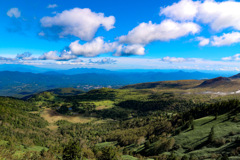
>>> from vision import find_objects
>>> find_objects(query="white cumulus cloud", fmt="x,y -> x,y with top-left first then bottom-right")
39,37 -> 147,59
196,37 -> 210,46
211,32 -> 240,46
39,51 -> 59,60
160,0 -> 200,21
161,0 -> 240,32
39,50 -> 77,61
197,0 -> 240,31
69,37 -> 117,57
222,54 -> 240,61
7,8 -> 21,18
119,20 -> 200,44
40,8 -> 115,40
115,44 -> 145,56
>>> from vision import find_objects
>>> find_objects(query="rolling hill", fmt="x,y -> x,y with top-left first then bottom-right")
122,73 -> 240,93
198,77 -> 232,88
2,77 -> 240,159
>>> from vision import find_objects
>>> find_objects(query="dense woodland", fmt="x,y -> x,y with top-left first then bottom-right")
1,82 -> 240,159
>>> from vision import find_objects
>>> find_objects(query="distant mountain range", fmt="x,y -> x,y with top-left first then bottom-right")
0,67 -> 223,97
0,64 -> 235,75
0,64 -> 113,74
0,64 -> 52,73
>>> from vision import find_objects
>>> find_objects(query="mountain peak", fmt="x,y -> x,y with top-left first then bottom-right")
198,77 -> 231,87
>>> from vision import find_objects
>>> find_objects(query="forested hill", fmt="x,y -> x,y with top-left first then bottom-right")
2,81 -> 240,159
2,72 -> 240,159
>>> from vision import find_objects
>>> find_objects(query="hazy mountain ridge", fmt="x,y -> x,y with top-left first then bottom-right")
0,70 -> 221,97
123,73 -> 240,89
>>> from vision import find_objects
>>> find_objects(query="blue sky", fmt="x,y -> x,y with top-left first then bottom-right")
1,0 -> 240,71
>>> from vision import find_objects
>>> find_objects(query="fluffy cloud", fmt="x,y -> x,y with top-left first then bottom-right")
222,54 -> 240,61
119,20 -> 200,44
40,8 -> 115,40
7,8 -> 21,18
161,0 -> 240,31
69,37 -> 117,57
195,32 -> 240,47
69,37 -> 146,57
160,0 -> 240,47
115,44 -> 145,56
38,51 -> 59,60
39,50 -> 77,61
160,56 -> 199,63
196,37 -> 210,46
47,4 -> 58,9
211,32 -> 240,46
197,0 -> 240,31
38,37 -> 146,59
160,0 -> 200,21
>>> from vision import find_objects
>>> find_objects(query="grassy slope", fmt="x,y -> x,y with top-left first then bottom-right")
122,78 -> 240,93
173,113 -> 240,158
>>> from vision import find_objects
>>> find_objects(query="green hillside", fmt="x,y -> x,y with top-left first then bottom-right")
2,78 -> 240,159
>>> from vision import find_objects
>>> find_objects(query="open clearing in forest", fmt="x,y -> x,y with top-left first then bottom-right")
93,100 -> 114,110
41,108 -> 96,124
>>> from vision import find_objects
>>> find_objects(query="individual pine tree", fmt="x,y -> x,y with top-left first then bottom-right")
208,126 -> 215,143
181,155 -> 189,160
98,146 -> 122,160
214,113 -> 218,120
221,153 -> 229,160
191,124 -> 194,130
144,140 -> 151,149
62,141 -> 83,160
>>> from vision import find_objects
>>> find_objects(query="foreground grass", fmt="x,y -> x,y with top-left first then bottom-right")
174,113 -> 240,158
